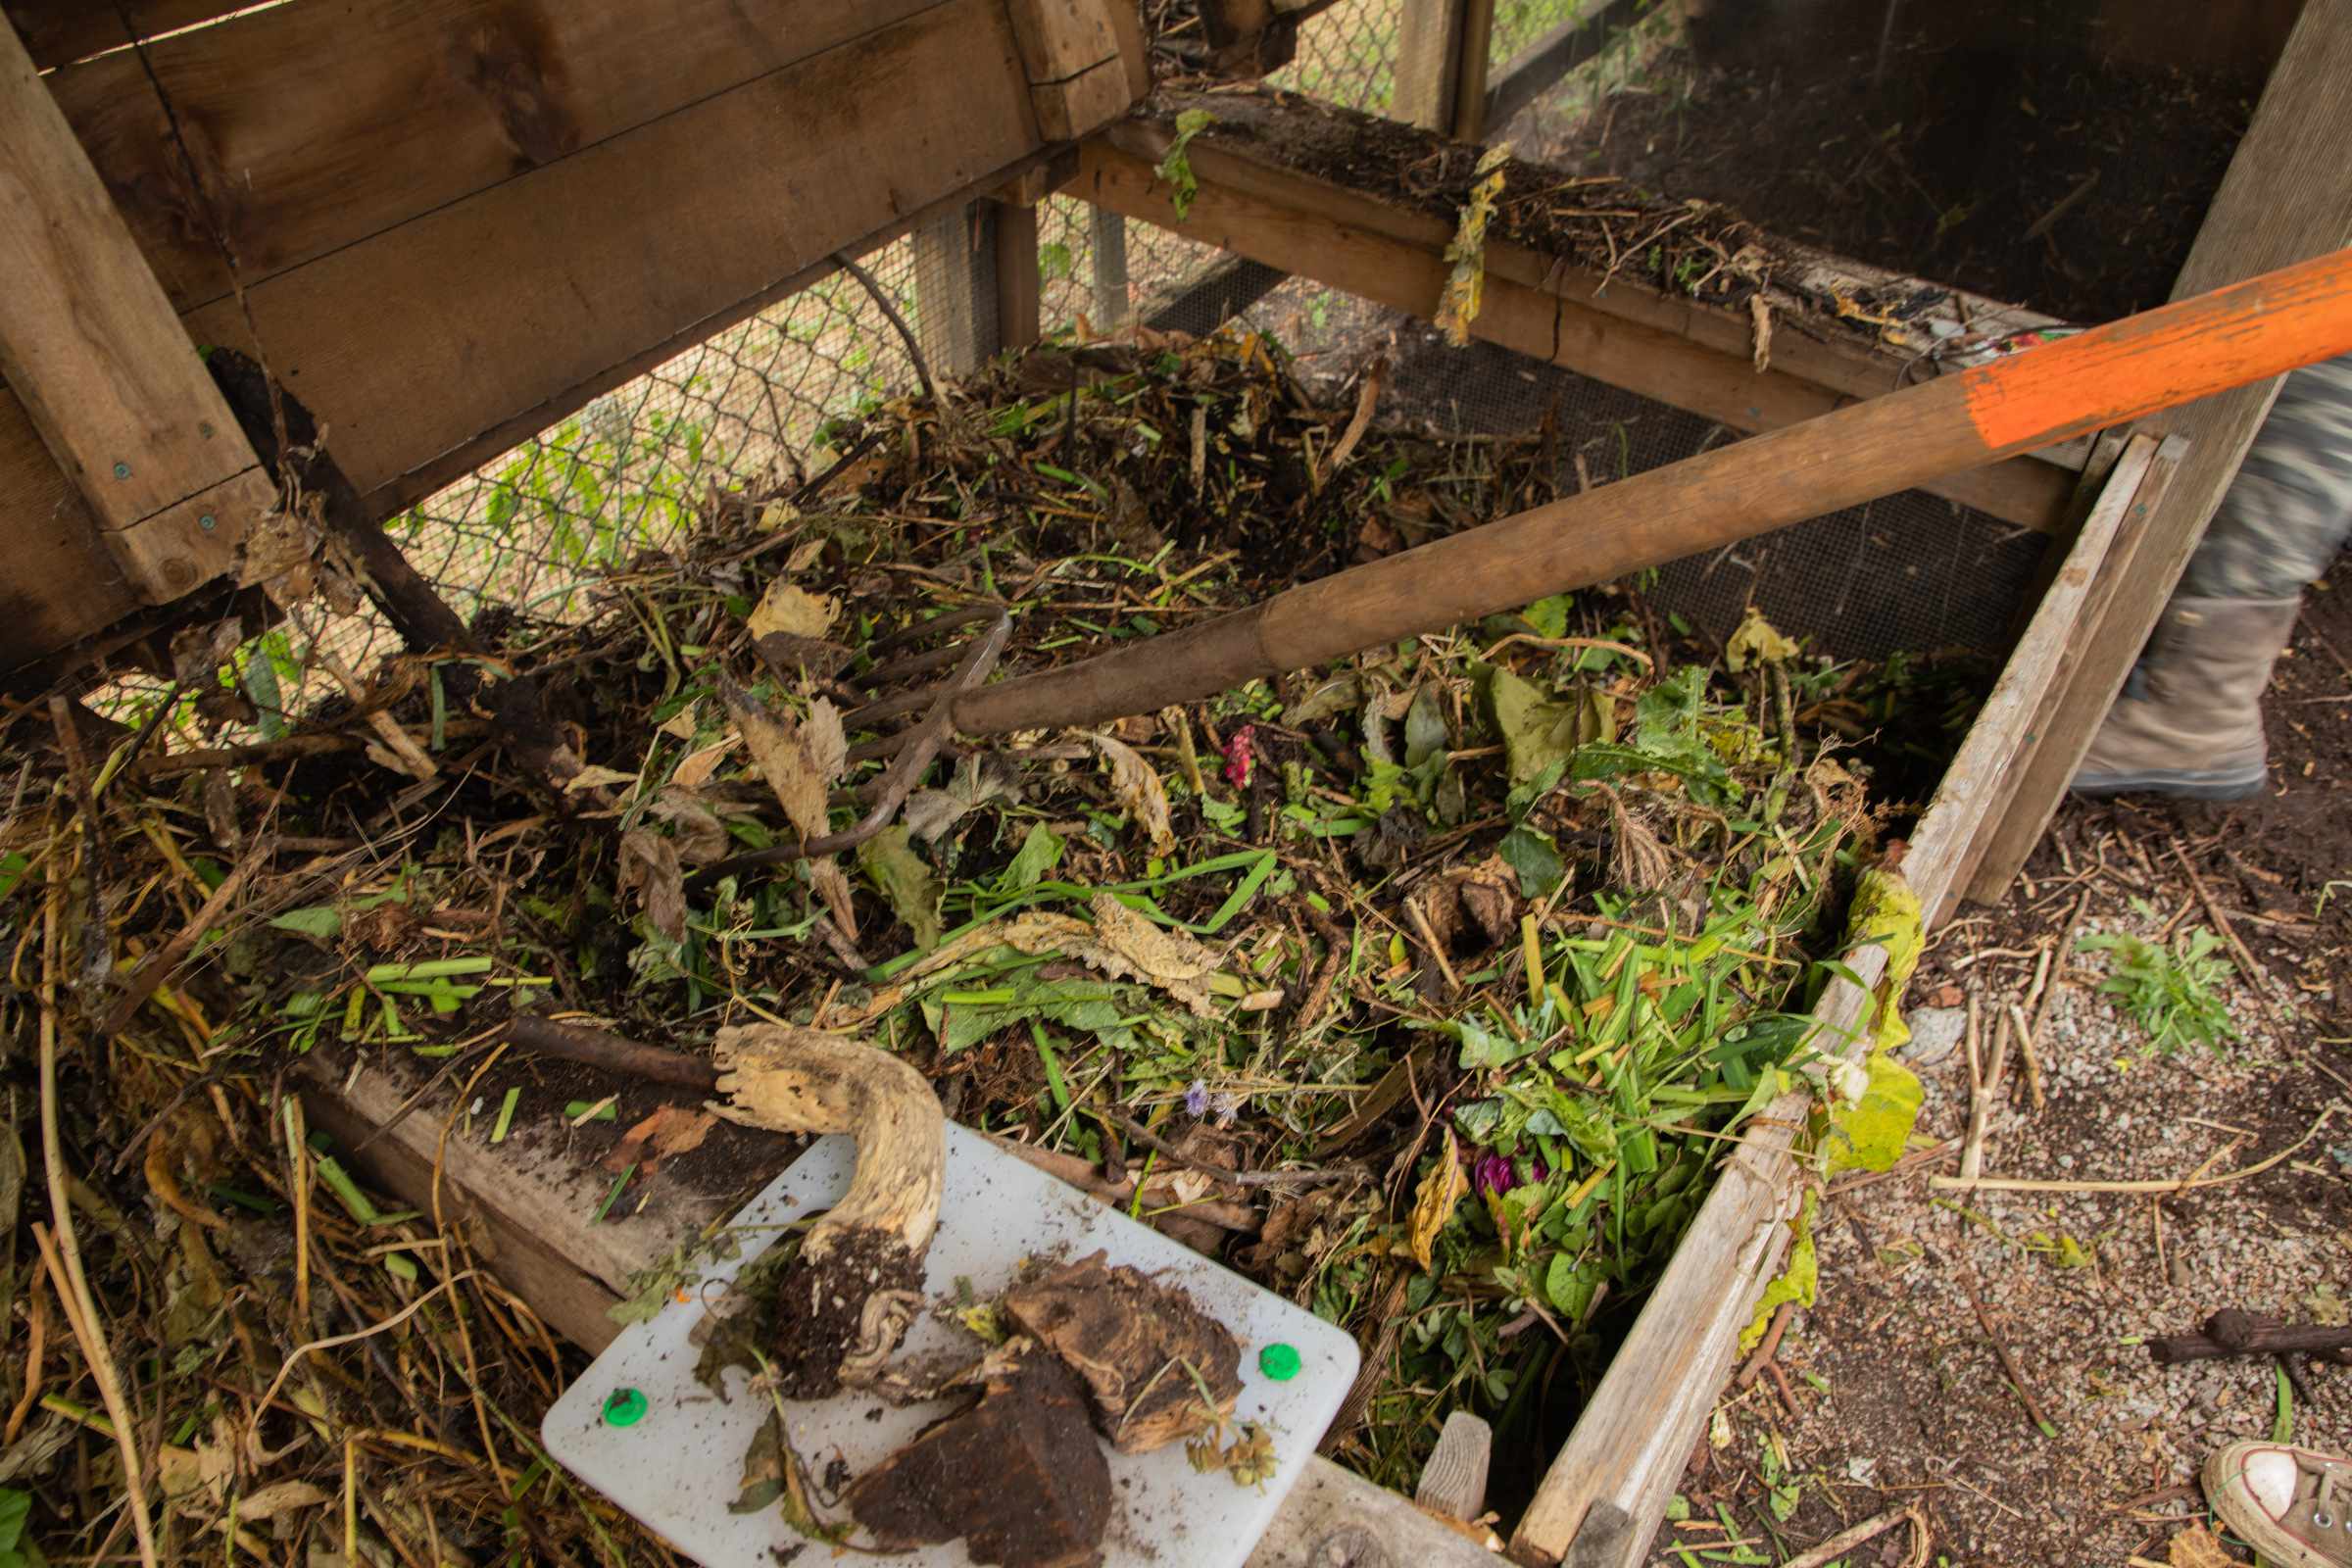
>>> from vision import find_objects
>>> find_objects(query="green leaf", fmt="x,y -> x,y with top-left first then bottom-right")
268,906 -> 342,940
1544,1254 -> 1597,1320
999,822 -> 1065,894
1523,594 -> 1572,640
1038,241 -> 1073,282
1496,825 -> 1564,899
1490,667 -> 1602,787
0,1488 -> 25,1552
1823,1051 -> 1924,1174
1403,684 -> 1449,769
1455,1015 -> 1529,1070
1739,1193 -> 1817,1349
1155,109 -> 1216,220
858,827 -> 945,951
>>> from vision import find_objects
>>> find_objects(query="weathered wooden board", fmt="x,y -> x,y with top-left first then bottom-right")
0,15 -> 269,611
1485,0 -> 1642,131
2,0 -> 242,70
1961,0 -> 2352,904
45,0 -> 953,314
1073,122 -> 2080,530
1506,445 -> 2149,1566
298,1047 -> 1499,1568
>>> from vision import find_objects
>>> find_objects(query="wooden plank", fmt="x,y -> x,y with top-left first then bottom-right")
1449,0 -> 1495,142
156,0 -> 1039,512
1393,0 -> 1469,132
997,198 -> 1045,350
1,0 -> 240,71
1484,0 -> 1641,130
0,13 -> 270,604
1507,445 -> 2147,1566
1959,0 -> 2352,905
1074,132 -> 2077,530
1002,0 -> 1143,139
914,205 -> 999,378
1090,204 -> 1131,326
1415,1411 -> 1493,1521
299,1049 -> 1500,1568
0,393 -> 141,673
44,0 -> 952,315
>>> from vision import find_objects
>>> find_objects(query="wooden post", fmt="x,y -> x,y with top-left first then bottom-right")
1393,0 -> 1496,139
1960,0 -> 2352,906
1090,204 -> 1130,328
996,197 -> 1043,350
0,13 -> 270,605
913,204 -> 999,377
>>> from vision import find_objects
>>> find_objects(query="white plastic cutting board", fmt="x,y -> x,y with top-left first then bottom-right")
544,1123 -> 1359,1568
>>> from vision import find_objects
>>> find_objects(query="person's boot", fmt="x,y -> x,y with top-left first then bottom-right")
2204,1442 -> 2352,1568
2072,595 -> 2302,801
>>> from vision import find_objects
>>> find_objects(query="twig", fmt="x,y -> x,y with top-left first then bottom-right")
833,249 -> 937,407
1407,897 -> 1463,994
1735,1299 -> 1795,1390
2021,169 -> 2099,242
2,1285 -> 43,1446
249,1272 -> 480,1443
506,1014 -> 721,1092
1097,1109 -> 1360,1189
1957,993 -> 2010,1184
1934,1103 -> 2335,1194
1781,1505 -> 1927,1568
1960,1270 -> 2058,1435
36,866 -> 160,1568
99,839 -> 272,1037
2033,890 -> 2092,1039
2007,1000 -> 2045,1111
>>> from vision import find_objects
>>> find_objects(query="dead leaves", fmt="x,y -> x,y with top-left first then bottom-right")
858,827 -> 945,951
616,829 -> 687,942
2166,1525 -> 2244,1568
746,579 -> 839,642
1092,733 -> 1174,856
602,1103 -> 718,1176
1437,144 -> 1512,347
722,680 -> 845,844
1407,1129 -> 1468,1271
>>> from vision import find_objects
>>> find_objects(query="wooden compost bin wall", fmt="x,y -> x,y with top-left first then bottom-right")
0,0 -> 1102,674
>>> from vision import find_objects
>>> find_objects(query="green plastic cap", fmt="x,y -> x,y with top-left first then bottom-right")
1257,1342 -> 1301,1382
602,1386 -> 649,1428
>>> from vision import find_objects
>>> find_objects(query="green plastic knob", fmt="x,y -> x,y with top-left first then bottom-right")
1258,1343 -> 1301,1382
603,1386 -> 649,1428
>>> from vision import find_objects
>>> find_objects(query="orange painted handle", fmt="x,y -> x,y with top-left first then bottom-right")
1962,243 -> 2352,453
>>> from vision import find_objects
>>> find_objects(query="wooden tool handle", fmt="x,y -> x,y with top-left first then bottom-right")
954,244 -> 2352,735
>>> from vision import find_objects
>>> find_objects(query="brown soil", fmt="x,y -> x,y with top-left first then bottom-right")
760,1228 -> 926,1399
849,1345 -> 1114,1568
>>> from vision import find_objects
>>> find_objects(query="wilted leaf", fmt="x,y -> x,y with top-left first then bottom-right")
902,755 -> 1021,846
1490,667 -> 1606,787
1403,684 -> 1449,769
731,1410 -> 789,1516
616,829 -> 688,943
1435,144 -> 1511,346
2166,1524 -> 2244,1568
723,681 -> 844,842
648,789 -> 731,865
1740,1193 -> 1817,1349
1822,1051 -> 1924,1174
604,1103 -> 718,1175
268,906 -> 341,941
809,860 -> 858,942
564,763 -> 640,794
1000,822 -> 1065,893
1726,607 -> 1799,672
1155,108 -> 1216,220
858,827 -> 944,950
1092,734 -> 1175,856
671,737 -> 736,790
746,579 -> 839,642
236,1480 -> 330,1521
1407,1129 -> 1469,1271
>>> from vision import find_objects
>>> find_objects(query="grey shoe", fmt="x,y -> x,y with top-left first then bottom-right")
2072,595 -> 2301,801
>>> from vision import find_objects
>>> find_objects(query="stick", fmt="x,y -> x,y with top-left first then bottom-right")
101,838 -> 271,1037
1957,994 -> 2010,1184
1781,1505 -> 1926,1568
1934,1104 -> 2334,1194
506,1014 -> 721,1092
36,866 -> 160,1568
2033,890 -> 2091,1039
1408,896 -> 1462,994
1735,1299 -> 1795,1390
833,248 -> 937,407
1961,1273 -> 2058,1435
2007,1000 -> 2045,1111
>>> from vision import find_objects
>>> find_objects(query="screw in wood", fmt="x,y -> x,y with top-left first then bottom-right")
198,514 -> 218,531
113,461 -> 131,479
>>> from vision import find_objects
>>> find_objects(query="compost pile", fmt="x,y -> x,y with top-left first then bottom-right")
0,324 -> 1959,1560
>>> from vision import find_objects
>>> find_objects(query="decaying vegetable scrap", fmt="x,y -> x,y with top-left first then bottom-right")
1004,1250 -> 1245,1452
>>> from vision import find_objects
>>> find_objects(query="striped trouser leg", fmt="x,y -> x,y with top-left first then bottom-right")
2179,352 -> 2352,600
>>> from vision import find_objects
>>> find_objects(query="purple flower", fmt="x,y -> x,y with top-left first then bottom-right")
1473,1153 -> 1549,1199
1184,1079 -> 1210,1117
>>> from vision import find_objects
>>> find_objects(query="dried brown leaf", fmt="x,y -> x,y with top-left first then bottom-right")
604,1103 -> 719,1175
810,859 -> 859,942
671,737 -> 737,790
1407,1129 -> 1468,1271
2166,1525 -> 2244,1568
746,579 -> 839,641
648,788 -> 730,865
1092,733 -> 1174,856
724,681 -> 842,842
617,829 -> 688,942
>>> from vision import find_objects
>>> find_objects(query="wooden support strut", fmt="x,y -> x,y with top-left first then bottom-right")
0,13 -> 270,606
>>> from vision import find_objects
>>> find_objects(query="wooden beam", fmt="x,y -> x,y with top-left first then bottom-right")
1484,0 -> 1642,130
1507,440 -> 2150,1568
1960,0 -> 2352,906
1074,125 -> 2079,530
996,198 -> 1045,349
43,0 -> 953,315
1090,204 -> 1131,327
0,14 -> 268,606
298,1049 -> 1501,1568
1450,0 -> 1496,142
1001,0 -> 1148,140
914,205 -> 999,378
1,0 -> 242,70
1393,0 -> 1469,132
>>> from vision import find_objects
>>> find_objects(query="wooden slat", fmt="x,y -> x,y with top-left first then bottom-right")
1074,130 -> 2078,530
299,1049 -> 1501,1568
1484,0 -> 1642,130
1449,0 -> 1495,142
1960,0 -> 2352,904
0,13 -> 270,605
1,0 -> 240,71
1507,441 -> 2150,1567
152,0 -> 1038,511
997,198 -> 1045,350
0,394 -> 141,672
1392,0 -> 1470,132
44,0 -> 952,314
